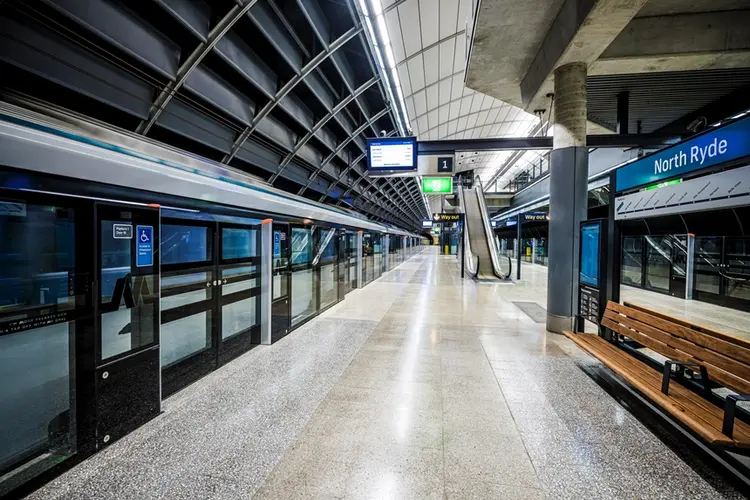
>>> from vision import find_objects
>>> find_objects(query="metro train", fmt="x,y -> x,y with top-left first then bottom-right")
0,101 -> 423,496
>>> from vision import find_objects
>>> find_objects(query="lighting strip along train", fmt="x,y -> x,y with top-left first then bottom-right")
0,102 -> 423,497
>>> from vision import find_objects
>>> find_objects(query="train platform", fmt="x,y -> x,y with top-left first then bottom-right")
26,248 -> 743,500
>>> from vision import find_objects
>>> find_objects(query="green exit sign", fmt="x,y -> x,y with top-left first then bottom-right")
645,179 -> 682,191
422,177 -> 453,194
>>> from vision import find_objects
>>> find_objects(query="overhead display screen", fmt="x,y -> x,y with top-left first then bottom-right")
579,222 -> 601,287
422,219 -> 433,228
367,137 -> 417,174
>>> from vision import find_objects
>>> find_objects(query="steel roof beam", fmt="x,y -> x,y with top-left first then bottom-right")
222,25 -> 362,165
269,77 -> 379,185
294,107 -> 389,191
136,0 -> 259,135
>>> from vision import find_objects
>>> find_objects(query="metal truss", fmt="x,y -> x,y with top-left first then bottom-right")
222,25 -> 362,165
136,0 -> 260,135
292,107 -> 390,189
266,77 -> 378,185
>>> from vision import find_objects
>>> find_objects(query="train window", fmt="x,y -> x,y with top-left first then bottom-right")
161,224 -> 211,265
222,228 -> 258,260
291,227 -> 312,265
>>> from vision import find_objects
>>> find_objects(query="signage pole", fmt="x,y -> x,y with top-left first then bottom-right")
516,214 -> 522,280
603,171 -> 621,338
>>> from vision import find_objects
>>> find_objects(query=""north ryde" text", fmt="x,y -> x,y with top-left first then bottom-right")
654,138 -> 728,174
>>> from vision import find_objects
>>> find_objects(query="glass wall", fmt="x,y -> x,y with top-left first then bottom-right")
644,236 -> 672,293
533,238 -> 548,266
0,199 -> 79,493
694,236 -> 750,310
621,236 -> 644,287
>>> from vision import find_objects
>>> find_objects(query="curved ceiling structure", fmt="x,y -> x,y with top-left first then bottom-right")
380,0 -> 541,184
0,0 -> 430,229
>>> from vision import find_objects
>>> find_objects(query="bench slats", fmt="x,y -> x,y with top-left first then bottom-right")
574,333 -> 750,446
602,310 -> 750,395
564,331 -> 739,446
624,302 -> 750,352
610,302 -> 750,367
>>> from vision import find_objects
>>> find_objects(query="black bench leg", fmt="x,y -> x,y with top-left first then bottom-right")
661,360 -> 710,397
722,394 -> 750,438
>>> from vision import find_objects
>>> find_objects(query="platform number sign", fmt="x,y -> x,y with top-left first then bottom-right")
437,156 -> 453,173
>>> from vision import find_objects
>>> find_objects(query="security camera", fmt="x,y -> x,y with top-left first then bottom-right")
687,117 -> 707,133
379,130 -> 387,137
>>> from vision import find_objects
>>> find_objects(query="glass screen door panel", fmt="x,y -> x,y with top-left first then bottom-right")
317,227 -> 337,310
159,220 -> 215,398
291,226 -> 315,326
218,223 -> 261,364
96,204 -> 160,447
0,194 -> 92,496
272,224 -> 291,342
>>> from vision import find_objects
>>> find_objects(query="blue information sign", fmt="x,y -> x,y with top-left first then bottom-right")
136,225 -> 153,267
580,223 -> 601,287
615,115 -> 750,192
273,231 -> 281,258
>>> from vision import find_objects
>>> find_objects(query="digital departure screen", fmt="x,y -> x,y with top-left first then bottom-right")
367,137 -> 417,173
580,222 -> 601,287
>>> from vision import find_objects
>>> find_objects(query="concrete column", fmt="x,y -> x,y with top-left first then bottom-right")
546,62 -> 589,334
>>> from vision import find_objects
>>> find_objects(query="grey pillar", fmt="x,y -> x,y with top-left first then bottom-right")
260,220 -> 273,344
532,238 -> 537,265
546,62 -> 589,334
356,231 -> 363,288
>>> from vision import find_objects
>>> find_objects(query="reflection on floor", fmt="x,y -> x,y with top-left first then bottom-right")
27,249 -> 744,499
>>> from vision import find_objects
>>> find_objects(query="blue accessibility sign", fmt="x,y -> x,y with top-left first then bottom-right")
273,231 -> 281,258
136,225 -> 153,267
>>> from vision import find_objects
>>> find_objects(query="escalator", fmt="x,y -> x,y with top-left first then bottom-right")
460,178 -> 510,280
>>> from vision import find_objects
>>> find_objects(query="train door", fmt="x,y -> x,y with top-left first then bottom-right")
271,223 -> 291,341
95,203 -> 160,447
159,218 -> 262,397
216,222 -> 262,364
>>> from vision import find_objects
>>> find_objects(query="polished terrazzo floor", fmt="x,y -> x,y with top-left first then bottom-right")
28,249 -> 745,499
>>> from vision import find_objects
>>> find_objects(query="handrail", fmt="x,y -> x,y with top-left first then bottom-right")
473,175 -> 507,279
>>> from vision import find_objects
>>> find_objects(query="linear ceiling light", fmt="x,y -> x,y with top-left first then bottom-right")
357,0 -> 411,136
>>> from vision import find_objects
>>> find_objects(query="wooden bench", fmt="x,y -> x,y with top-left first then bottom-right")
564,301 -> 750,448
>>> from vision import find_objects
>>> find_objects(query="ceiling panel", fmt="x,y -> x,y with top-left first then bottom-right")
386,0 -> 539,183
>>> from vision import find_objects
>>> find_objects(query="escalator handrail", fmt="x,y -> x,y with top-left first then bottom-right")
473,175 -> 507,280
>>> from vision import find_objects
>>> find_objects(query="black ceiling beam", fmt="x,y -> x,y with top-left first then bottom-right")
416,133 -> 679,155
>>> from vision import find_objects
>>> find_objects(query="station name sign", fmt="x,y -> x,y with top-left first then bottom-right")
615,115 -> 750,192
432,213 -> 463,223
